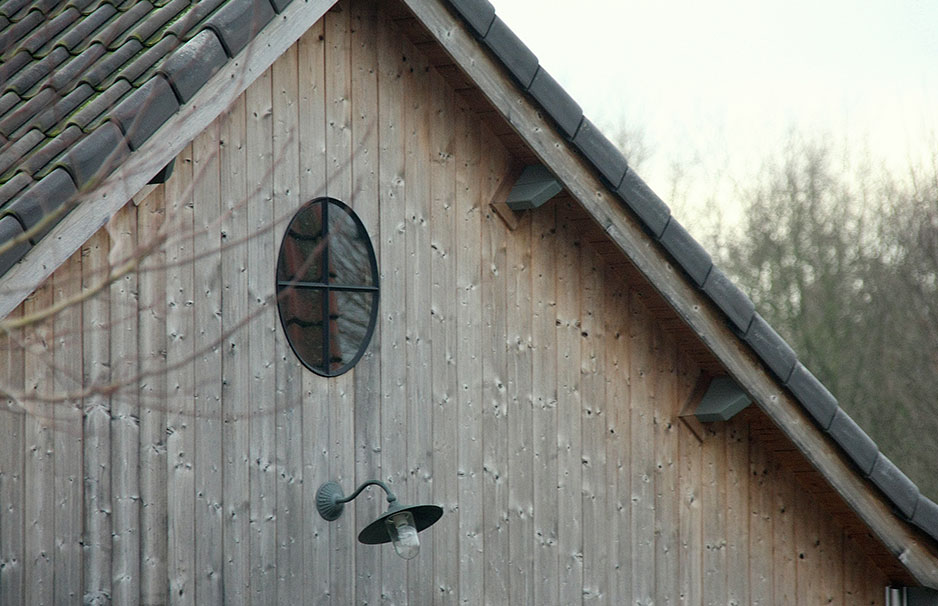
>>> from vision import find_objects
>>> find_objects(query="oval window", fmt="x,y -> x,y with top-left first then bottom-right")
276,197 -> 380,377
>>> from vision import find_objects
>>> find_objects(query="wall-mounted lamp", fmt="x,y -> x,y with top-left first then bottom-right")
316,480 -> 443,560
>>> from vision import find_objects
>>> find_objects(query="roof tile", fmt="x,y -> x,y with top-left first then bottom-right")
108,75 -> 179,149
0,9 -> 43,57
46,42 -> 106,91
0,87 -> 55,137
0,91 -> 21,118
0,50 -> 31,87
701,267 -> 755,333
3,167 -> 77,240
95,1 -> 153,50
19,124 -> 82,176
0,0 -> 32,19
744,314 -> 797,383
56,121 -> 130,186
109,33 -> 177,87
0,214 -> 32,275
5,46 -> 70,97
164,0 -> 225,40
869,454 -> 919,519
159,28 -> 227,103
82,38 -> 142,89
527,67 -> 582,140
447,0 -> 495,37
17,5 -> 80,56
826,408 -> 878,476
616,170 -> 670,238
0,128 -> 44,176
482,16 -> 537,89
0,172 -> 32,205
785,362 -> 838,429
659,217 -> 713,287
66,77 -> 131,129
911,496 -> 938,540
572,117 -> 628,189
57,2 -> 116,51
204,0 -> 275,57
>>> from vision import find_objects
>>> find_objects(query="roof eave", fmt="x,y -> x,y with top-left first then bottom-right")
0,0 -> 339,322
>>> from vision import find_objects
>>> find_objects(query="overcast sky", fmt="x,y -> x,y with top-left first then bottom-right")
491,0 -> 938,224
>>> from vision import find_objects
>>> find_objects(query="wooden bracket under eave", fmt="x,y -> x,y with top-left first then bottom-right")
489,163 -> 525,231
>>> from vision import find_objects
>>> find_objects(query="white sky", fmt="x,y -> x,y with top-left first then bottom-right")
491,0 -> 938,226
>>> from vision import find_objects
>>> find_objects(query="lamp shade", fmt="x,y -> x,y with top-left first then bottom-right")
357,503 -> 443,545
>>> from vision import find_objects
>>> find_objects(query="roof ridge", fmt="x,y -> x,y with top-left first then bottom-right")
444,0 -> 938,545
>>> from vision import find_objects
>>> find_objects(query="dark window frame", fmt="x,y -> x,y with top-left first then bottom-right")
276,197 -> 380,377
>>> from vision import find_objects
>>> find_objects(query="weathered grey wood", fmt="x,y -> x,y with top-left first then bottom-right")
580,245 -> 606,602
480,125 -> 511,604
219,93 -> 251,606
726,420 -> 750,606
654,329 -> 679,606
554,199 -> 583,605
701,422 -> 726,606
82,228 -> 112,605
192,120 -> 224,605
795,479 -> 821,603
0,0 -> 339,323
297,20 -> 332,604
24,275 -> 53,605
678,417 -> 703,606
165,143 -> 196,605
52,251 -> 83,604
454,101 -> 485,606
429,64 -> 460,603
349,2 -> 384,602
271,40 -> 304,606
630,289 -> 656,606
748,430 -> 773,606
772,458 -> 797,605
109,202 -> 141,605
245,67 -> 278,604
138,184 -> 168,606
325,6 -> 357,602
0,306 -> 24,606
403,0 -> 938,586
531,204 -> 559,604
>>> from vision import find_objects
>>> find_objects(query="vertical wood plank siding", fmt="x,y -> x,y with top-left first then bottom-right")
0,1 -> 892,603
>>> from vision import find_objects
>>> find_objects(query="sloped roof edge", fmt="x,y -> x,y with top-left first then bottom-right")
433,0 -> 938,580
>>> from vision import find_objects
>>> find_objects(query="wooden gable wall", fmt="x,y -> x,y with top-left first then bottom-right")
0,1 -> 891,603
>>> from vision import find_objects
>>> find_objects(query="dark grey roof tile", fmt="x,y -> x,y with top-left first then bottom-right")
527,67 -> 582,139
31,83 -> 94,132
33,0 -> 64,15
482,16 -> 537,89
57,3 -> 115,51
745,313 -> 797,383
0,91 -> 21,117
82,38 -> 142,88
659,217 -> 713,287
65,0 -> 99,13
0,9 -> 43,57
111,0 -> 178,48
0,172 -> 32,205
785,362 -> 838,429
447,0 -> 495,37
108,75 -> 178,149
911,496 -> 938,540
4,167 -> 77,240
269,0 -> 292,14
0,127 -> 44,176
702,266 -> 755,334
869,453 -> 919,519
0,214 -> 31,275
56,121 -> 129,186
0,49 -> 31,87
66,77 -> 130,128
826,407 -> 878,476
572,118 -> 628,189
0,0 -> 31,19
616,170 -> 670,238
19,124 -> 82,176
47,42 -> 106,91
95,0 -> 152,49
204,0 -> 275,57
17,5 -> 80,55
164,0 -> 225,39
158,28 -> 227,103
0,87 -> 55,137
109,33 -> 177,87
4,46 -> 70,97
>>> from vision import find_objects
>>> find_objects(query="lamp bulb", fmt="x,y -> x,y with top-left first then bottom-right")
387,512 -> 420,560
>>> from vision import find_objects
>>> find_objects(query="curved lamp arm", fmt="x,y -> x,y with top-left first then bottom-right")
316,480 -> 397,521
